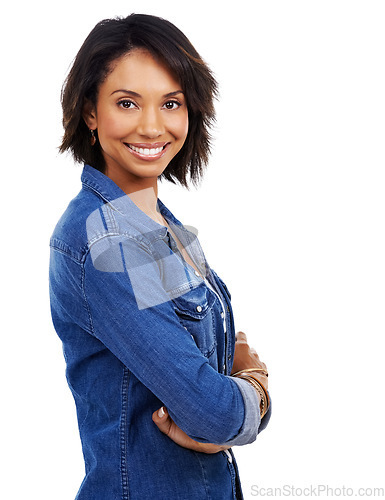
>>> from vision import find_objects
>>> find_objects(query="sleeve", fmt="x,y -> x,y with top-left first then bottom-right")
81,235 -> 261,445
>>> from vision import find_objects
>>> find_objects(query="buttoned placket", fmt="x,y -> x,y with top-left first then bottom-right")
199,272 -> 228,373
179,243 -> 228,344
211,274 -> 233,376
165,229 -> 229,370
162,221 -> 232,377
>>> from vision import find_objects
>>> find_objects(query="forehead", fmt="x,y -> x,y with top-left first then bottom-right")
101,49 -> 182,95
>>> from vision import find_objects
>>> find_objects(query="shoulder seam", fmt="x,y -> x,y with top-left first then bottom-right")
49,238 -> 86,264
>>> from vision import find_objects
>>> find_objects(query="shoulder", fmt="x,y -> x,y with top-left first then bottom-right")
49,184 -> 160,264
50,186 -> 106,262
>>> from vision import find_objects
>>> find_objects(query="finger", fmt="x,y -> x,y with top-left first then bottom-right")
250,347 -> 262,361
152,406 -> 172,435
235,331 -> 248,343
152,406 -> 168,422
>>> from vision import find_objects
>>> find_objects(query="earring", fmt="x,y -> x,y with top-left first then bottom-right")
90,129 -> 96,146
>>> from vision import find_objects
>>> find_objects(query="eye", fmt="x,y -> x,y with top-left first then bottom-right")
163,100 -> 182,110
118,99 -> 136,109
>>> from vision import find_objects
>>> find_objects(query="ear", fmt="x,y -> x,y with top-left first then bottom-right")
82,98 -> 97,129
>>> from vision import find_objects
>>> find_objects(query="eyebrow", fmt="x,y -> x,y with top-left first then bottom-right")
110,89 -> 184,98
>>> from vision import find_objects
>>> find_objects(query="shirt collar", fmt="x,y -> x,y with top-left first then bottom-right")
81,164 -> 184,237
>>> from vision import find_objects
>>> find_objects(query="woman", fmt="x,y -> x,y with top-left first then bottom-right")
49,13 -> 271,500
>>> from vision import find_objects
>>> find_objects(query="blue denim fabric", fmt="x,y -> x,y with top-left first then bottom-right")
49,164 -> 271,500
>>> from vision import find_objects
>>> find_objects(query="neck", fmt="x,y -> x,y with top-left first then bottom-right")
128,185 -> 162,222
104,163 -> 164,223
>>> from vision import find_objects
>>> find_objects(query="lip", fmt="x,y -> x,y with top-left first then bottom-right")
127,142 -> 169,148
124,142 -> 170,161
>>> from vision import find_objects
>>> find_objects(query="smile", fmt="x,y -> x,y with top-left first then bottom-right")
125,142 -> 169,160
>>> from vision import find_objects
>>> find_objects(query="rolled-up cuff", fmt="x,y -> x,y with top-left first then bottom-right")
223,377 -> 261,446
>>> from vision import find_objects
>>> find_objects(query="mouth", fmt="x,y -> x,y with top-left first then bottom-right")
124,142 -> 170,161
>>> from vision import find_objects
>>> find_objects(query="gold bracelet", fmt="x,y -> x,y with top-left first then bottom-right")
232,368 -> 269,377
244,377 -> 267,418
233,370 -> 269,395
233,374 -> 269,418
244,374 -> 270,412
233,370 -> 270,406
240,375 -> 269,418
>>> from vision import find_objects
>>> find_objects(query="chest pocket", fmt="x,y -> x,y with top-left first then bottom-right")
172,282 -> 217,359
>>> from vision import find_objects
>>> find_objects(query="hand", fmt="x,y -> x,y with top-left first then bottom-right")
152,406 -> 230,454
231,331 -> 268,390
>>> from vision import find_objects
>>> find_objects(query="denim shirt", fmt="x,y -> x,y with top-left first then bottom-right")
49,164 -> 271,500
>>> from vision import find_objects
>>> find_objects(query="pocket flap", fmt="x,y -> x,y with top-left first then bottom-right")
172,282 -> 216,319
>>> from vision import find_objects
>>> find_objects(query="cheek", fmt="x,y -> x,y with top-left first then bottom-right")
98,110 -> 132,139
173,112 -> 189,141
102,117 -> 122,138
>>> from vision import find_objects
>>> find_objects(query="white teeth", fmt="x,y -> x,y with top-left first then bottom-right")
129,145 -> 163,155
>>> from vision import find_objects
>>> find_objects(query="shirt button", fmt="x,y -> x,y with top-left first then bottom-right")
221,311 -> 225,318
196,305 -> 202,312
223,364 -> 226,372
194,270 -> 200,277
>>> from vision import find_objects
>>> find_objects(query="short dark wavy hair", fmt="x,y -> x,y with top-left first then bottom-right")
59,13 -> 218,188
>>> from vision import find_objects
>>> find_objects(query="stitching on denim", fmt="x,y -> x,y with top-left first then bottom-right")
50,245 -> 94,336
216,273 -> 232,301
205,341 -> 217,359
171,281 -> 201,296
98,206 -> 109,232
120,368 -> 130,500
107,203 -> 119,232
223,451 -> 238,500
207,308 -> 217,359
193,451 -> 211,499
80,249 -> 95,336
87,232 -> 152,255
171,282 -> 215,319
50,238 -> 87,263
49,245 -> 82,264
172,285 -> 217,358
78,406 -> 90,433
87,231 -> 121,247
230,450 -> 244,500
82,183 -> 125,215
212,276 -> 234,367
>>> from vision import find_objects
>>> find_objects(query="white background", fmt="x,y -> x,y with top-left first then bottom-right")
1,1 -> 384,499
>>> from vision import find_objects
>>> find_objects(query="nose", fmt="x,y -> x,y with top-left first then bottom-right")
137,107 -> 165,138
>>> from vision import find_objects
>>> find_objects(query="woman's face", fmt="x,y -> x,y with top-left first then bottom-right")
84,49 -> 189,190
